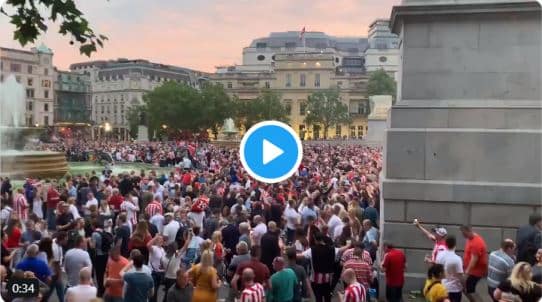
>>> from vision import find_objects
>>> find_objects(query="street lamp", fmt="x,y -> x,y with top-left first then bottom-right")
162,124 -> 168,130
104,122 -> 112,132
306,110 -> 311,115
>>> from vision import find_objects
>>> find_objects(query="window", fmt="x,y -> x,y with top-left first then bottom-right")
15,76 -> 21,83
10,63 -> 21,72
42,80 -> 51,87
256,42 -> 267,48
358,125 -> 364,137
27,78 -> 33,86
44,116 -> 49,126
227,82 -> 232,89
286,74 -> 292,87
315,73 -> 321,87
265,81 -> 270,88
285,42 -> 296,49
257,55 -> 265,61
283,99 -> 292,114
44,68 -> 49,76
44,103 -> 49,111
44,90 -> 49,99
336,125 -> 342,137
27,101 -> 33,111
26,89 -> 34,98
350,126 -> 356,138
299,101 -> 306,115
300,74 -> 306,87
27,65 -> 32,74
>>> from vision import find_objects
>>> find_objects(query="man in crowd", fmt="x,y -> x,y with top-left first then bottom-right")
15,244 -> 51,284
166,269 -> 193,302
435,235 -> 463,302
104,245 -> 129,302
487,239 -> 516,301
414,219 -> 448,264
121,251 -> 154,302
460,225 -> 488,302
516,213 -> 542,265
240,268 -> 265,302
64,235 -> 92,287
260,221 -> 281,273
65,267 -> 97,302
268,256 -> 298,302
341,268 -> 366,302
233,246 -> 271,292
381,241 -> 405,302
343,245 -> 372,299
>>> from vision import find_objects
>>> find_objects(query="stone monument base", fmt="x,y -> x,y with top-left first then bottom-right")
136,125 -> 149,142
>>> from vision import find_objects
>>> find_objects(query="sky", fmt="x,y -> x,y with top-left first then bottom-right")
0,0 -> 401,73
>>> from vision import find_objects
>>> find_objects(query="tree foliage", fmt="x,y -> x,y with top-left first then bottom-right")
304,89 -> 351,139
200,83 -> 236,139
1,0 -> 107,56
234,89 -> 289,131
367,69 -> 397,100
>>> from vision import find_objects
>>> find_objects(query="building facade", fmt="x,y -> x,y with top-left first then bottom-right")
211,52 -> 370,139
69,59 -> 207,138
0,44 -> 55,127
364,19 -> 401,79
54,70 -> 92,124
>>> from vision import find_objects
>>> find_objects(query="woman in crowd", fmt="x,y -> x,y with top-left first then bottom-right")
494,262 -> 542,302
188,249 -> 220,302
161,242 -> 182,302
147,234 -> 166,302
4,217 -> 22,250
98,200 -> 113,223
128,220 -> 152,263
532,248 -> 542,284
211,231 -> 225,280
423,263 -> 450,302
37,237 -> 53,264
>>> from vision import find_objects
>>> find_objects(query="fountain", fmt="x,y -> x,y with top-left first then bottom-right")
211,118 -> 240,148
0,75 -> 68,179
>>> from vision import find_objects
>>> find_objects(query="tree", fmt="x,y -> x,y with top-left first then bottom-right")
367,69 -> 397,101
305,89 -> 351,139
200,83 -> 235,139
234,89 -> 289,131
1,0 -> 107,56
144,81 -> 203,136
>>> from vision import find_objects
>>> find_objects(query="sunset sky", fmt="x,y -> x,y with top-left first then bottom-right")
0,0 -> 401,72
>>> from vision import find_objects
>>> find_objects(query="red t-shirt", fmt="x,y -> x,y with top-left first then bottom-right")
5,227 -> 22,248
463,234 -> 488,277
235,259 -> 270,288
382,248 -> 405,287
46,188 -> 60,209
109,195 -> 124,211
182,173 -> 192,186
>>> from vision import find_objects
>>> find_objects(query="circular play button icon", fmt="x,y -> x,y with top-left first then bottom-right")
239,121 -> 303,184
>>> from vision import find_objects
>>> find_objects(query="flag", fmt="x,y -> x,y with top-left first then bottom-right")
299,26 -> 306,41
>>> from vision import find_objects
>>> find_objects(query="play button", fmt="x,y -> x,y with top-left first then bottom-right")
240,121 -> 303,183
262,139 -> 284,165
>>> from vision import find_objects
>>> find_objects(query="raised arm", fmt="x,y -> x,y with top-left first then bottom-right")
413,219 -> 436,242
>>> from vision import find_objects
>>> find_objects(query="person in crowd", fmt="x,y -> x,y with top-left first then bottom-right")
286,246 -> 313,302
166,269 -> 193,302
104,245 -> 129,302
21,220 -> 42,244
460,225 -> 488,302
232,245 -> 271,292
435,235 -> 463,302
56,202 -> 75,232
188,249 -> 221,302
487,239 -> 516,301
284,199 -> 301,244
42,231 -> 67,302
161,241 -> 183,301
423,264 -> 450,302
493,262 -> 542,302
64,235 -> 92,287
414,219 -> 448,264
15,243 -> 51,283
13,188 -> 28,223
162,213 -> 180,245
90,219 -> 112,297
361,219 -> 379,259
532,248 -> 542,284
129,220 -> 152,263
65,267 -> 97,302
260,221 -> 281,273
4,217 -> 22,249
146,234 -> 165,302
46,182 -> 61,230
381,241 -> 405,302
516,213 -> 542,265
211,230 -> 225,279
252,215 -> 267,246
343,245 -> 372,299
340,268 -> 366,302
238,222 -> 251,249
120,251 -> 154,302
268,256 -> 298,302
239,267 -> 265,302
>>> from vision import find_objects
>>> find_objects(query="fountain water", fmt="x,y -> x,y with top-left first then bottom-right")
212,118 -> 240,148
0,75 -> 68,179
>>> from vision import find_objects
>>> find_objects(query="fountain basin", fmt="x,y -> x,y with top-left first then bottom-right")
0,150 -> 69,179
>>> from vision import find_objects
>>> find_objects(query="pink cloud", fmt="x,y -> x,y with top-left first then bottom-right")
0,0 -> 400,72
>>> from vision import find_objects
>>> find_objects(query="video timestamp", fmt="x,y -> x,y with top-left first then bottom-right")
6,278 -> 39,298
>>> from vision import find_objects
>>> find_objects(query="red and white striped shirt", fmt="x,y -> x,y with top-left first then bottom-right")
344,282 -> 366,302
13,193 -> 28,221
240,282 -> 265,302
145,201 -> 163,217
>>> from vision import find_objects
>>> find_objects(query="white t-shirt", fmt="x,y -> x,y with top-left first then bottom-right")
162,220 -> 180,244
327,215 -> 342,238
85,198 -> 98,214
252,223 -> 267,246
436,249 -> 464,293
52,239 -> 63,267
284,206 -> 301,230
149,245 -> 165,272
150,214 -> 165,234
333,223 -> 345,240
32,197 -> 43,219
65,284 -> 97,302
69,204 -> 81,219
188,211 -> 205,228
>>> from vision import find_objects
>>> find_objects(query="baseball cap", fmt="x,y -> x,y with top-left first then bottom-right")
432,226 -> 447,237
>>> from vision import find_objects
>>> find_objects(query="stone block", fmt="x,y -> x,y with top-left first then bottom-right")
405,249 -> 432,274
404,21 -> 430,48
384,222 -> 439,250
384,199 -> 405,222
471,204 -> 534,228
389,108 -> 448,128
502,228 -> 517,242
385,131 -> 425,179
406,201 -> 468,225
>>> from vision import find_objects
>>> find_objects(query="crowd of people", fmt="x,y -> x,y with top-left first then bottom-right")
0,138 -> 540,302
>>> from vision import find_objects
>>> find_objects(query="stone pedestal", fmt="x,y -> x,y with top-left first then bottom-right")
366,95 -> 393,143
136,125 -> 149,142
383,0 -> 541,291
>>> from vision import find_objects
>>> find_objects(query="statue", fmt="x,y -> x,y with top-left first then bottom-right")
221,118 -> 238,139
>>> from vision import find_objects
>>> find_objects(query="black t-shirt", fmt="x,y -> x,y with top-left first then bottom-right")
221,223 -> 240,251
115,225 -> 131,258
56,212 -> 74,228
498,279 -> 542,302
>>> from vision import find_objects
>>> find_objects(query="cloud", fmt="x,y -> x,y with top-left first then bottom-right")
0,0 -> 400,72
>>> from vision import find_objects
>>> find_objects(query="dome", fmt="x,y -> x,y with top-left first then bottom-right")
36,43 -> 53,54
